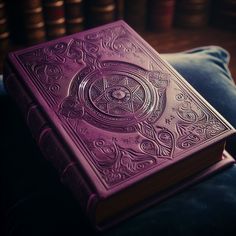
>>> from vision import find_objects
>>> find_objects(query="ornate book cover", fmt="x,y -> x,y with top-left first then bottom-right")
3,20 -> 236,230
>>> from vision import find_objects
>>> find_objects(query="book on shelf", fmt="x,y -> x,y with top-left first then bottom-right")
1,0 -> 46,46
64,0 -> 84,35
3,20 -> 236,230
86,0 -> 116,28
0,0 -> 9,51
175,0 -> 211,28
22,0 -> 46,44
42,0 -> 66,39
147,0 -> 176,31
115,0 -> 124,20
212,0 -> 236,30
5,0 -> 23,45
124,0 -> 147,32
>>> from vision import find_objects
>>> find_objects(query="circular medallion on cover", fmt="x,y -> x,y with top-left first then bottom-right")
68,62 -> 159,132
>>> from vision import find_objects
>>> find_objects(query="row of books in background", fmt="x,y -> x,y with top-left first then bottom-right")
0,0 -> 236,51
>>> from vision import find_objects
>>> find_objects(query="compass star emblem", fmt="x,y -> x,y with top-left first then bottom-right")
60,61 -> 165,133
90,75 -> 145,116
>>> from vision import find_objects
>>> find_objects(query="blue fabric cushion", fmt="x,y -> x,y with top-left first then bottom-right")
1,46 -> 236,236
105,165 -> 236,236
163,46 -> 236,157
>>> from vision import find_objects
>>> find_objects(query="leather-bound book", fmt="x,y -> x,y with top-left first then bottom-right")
147,0 -> 176,31
0,0 -> 9,73
4,0 -> 25,44
0,0 -> 9,51
64,0 -> 84,34
86,0 -> 116,27
3,21 -> 236,230
22,0 -> 46,44
124,0 -> 147,32
4,0 -> 46,46
115,0 -> 125,20
43,0 -> 66,39
175,0 -> 211,28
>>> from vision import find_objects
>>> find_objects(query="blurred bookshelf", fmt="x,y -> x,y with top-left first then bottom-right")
0,0 -> 236,80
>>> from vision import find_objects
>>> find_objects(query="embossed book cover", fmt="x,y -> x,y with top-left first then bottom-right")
3,20 -> 236,230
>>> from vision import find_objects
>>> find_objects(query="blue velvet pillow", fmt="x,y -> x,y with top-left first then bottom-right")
163,46 -> 236,157
1,46 -> 236,236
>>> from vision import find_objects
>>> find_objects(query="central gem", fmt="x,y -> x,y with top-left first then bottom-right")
87,69 -> 154,124
112,89 -> 126,99
107,86 -> 131,103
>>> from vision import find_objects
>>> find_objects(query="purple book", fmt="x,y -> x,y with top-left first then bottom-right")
3,20 -> 236,230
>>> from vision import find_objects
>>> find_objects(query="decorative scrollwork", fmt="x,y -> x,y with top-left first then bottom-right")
140,139 -> 157,156
177,133 -> 201,149
137,122 -> 175,159
59,96 -> 84,119
206,119 -> 226,138
47,42 -> 68,63
176,101 -> 198,123
91,139 -> 157,186
85,26 -> 139,57
175,92 -> 188,101
148,71 -> 170,89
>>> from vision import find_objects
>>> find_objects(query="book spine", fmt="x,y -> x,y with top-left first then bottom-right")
22,0 -> 46,44
3,61 -> 98,218
43,0 -> 66,39
0,0 -> 10,51
124,0 -> 147,32
64,0 -> 84,34
175,0 -> 211,28
86,0 -> 116,28
115,0 -> 124,20
212,0 -> 236,30
4,0 -> 26,44
147,0 -> 176,31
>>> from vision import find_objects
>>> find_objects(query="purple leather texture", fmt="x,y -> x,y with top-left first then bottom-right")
3,20 -> 236,230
